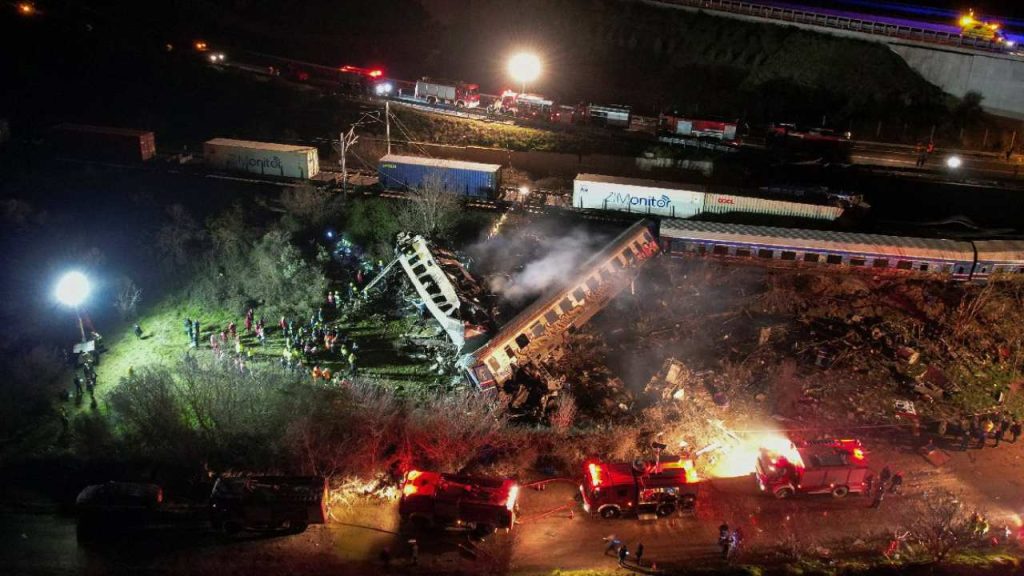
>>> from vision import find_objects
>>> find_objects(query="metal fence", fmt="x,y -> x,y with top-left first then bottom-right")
658,0 -> 1007,53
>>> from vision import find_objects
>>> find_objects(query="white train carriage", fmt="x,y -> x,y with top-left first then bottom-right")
659,220 -> 976,281
971,240 -> 1024,280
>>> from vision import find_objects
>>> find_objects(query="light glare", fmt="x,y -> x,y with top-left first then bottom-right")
508,53 -> 541,84
56,271 -> 91,307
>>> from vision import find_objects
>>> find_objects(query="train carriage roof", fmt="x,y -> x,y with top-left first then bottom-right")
972,240 -> 1024,263
660,220 -> 974,262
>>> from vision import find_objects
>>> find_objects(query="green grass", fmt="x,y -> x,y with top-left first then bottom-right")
90,294 -> 437,414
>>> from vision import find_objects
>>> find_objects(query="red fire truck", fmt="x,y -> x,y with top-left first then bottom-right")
398,470 -> 519,535
755,438 -> 872,499
492,90 -> 557,121
659,114 -> 740,143
580,456 -> 700,519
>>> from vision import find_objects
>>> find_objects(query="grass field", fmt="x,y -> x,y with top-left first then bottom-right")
89,293 -> 439,415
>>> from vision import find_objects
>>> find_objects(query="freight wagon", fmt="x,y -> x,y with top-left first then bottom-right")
204,138 -> 320,180
378,154 -> 501,198
51,124 -> 156,162
573,174 -> 707,218
574,174 -> 847,222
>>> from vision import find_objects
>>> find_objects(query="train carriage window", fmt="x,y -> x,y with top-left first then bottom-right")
735,248 -> 751,258
601,267 -> 615,281
697,245 -> 708,255
918,264 -> 929,272
504,346 -> 516,360
474,365 -> 494,383
872,259 -> 889,268
531,322 -> 546,338
611,257 -> 624,269
803,253 -> 820,263
671,239 -> 687,252
713,245 -> 729,256
781,251 -> 797,261
897,261 -> 913,270
622,249 -> 635,263
850,258 -> 866,267
560,297 -> 573,313
633,240 -> 645,253
586,277 -> 600,291
979,266 -> 989,273
941,264 -> 952,273
757,249 -> 774,259
826,254 -> 843,265
515,334 -> 530,349
955,265 -> 966,275
572,288 -> 586,302
487,357 -> 500,372
643,231 -> 654,243
544,310 -> 558,324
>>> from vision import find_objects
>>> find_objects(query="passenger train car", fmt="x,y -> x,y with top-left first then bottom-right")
659,220 -> 1024,282
463,220 -> 660,391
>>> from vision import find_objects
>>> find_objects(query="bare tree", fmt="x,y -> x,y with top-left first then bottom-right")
900,491 -> 976,562
113,277 -> 143,320
398,173 -> 461,239
549,393 -> 578,433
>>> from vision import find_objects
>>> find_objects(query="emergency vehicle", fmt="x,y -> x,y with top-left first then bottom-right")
659,114 -> 740,144
959,11 -> 1012,46
493,90 -> 557,121
399,470 -> 519,535
580,455 -> 699,519
414,78 -> 481,108
755,438 -> 872,499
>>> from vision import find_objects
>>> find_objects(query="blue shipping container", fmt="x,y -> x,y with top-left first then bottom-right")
378,154 -> 502,198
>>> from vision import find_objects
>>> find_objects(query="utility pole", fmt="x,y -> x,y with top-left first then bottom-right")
338,127 -> 358,200
385,100 -> 392,155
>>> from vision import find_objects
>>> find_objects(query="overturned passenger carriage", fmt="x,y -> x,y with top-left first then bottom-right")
463,219 -> 660,391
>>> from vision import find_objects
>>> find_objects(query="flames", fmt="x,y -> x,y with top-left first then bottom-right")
706,431 -> 800,478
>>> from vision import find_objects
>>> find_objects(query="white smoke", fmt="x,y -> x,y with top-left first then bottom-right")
483,227 -> 608,305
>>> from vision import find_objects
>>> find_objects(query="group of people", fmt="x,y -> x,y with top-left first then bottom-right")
870,465 -> 904,509
603,536 -> 650,568
934,413 -> 1023,451
718,523 -> 744,560
914,141 -> 936,167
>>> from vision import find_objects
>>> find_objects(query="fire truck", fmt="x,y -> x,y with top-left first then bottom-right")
398,470 -> 519,535
584,104 -> 632,128
492,90 -> 557,121
659,113 -> 740,143
580,455 -> 700,519
755,438 -> 872,499
414,78 -> 481,108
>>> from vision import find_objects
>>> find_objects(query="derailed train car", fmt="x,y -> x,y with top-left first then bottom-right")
463,220 -> 660,390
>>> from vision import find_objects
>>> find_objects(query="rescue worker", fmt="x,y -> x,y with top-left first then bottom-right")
871,479 -> 886,509
635,542 -> 644,567
617,544 -> 629,566
889,471 -> 903,494
1011,419 -> 1022,443
228,321 -> 237,339
409,539 -> 418,566
185,318 -> 193,342
975,424 -> 988,449
936,419 -> 948,438
74,376 -> 83,399
914,142 -> 926,167
279,316 -> 287,332
960,426 -> 971,451
193,320 -> 201,347
348,351 -> 357,376
603,534 -> 621,556
995,415 -> 1009,446
879,465 -> 892,488
244,314 -> 253,334
926,141 -> 935,157
59,406 -> 70,435
133,324 -> 143,339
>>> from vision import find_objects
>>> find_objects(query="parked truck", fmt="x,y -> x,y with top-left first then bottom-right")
580,455 -> 700,519
755,438 -> 872,499
51,123 -> 156,162
399,470 -> 519,536
204,138 -> 320,179
414,78 -> 480,108
378,154 -> 501,198
209,476 -> 328,534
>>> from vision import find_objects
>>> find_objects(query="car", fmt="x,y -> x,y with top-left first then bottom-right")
75,481 -> 163,540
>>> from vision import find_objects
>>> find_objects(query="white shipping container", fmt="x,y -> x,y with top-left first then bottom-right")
703,193 -> 844,221
574,174 -> 705,218
204,138 -> 319,179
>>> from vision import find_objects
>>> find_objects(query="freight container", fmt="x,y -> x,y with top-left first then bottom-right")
51,124 -> 156,162
573,174 -> 706,218
703,192 -> 844,221
378,154 -> 501,198
204,138 -> 319,180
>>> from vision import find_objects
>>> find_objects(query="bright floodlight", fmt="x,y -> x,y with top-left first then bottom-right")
56,271 -> 91,307
946,155 -> 962,169
508,53 -> 541,85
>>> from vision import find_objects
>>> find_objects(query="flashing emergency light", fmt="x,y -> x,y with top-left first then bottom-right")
368,69 -> 383,78
17,2 -> 35,15
946,155 -> 963,169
